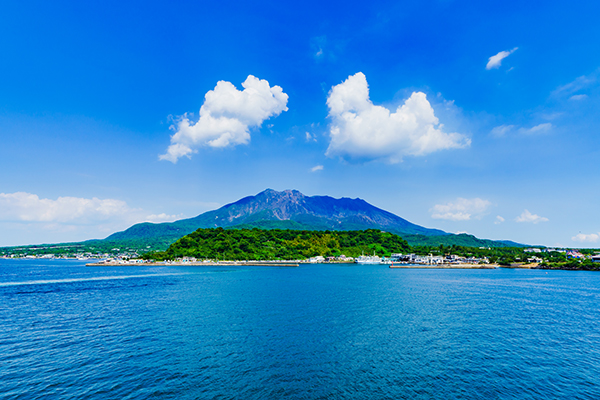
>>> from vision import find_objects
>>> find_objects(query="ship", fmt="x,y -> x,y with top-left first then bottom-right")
355,254 -> 382,264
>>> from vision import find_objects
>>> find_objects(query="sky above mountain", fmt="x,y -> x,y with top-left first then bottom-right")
1,0 -> 599,247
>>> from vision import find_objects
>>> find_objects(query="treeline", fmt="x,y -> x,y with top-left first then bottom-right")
401,233 -> 522,248
0,238 -> 168,258
410,244 -> 564,265
538,259 -> 600,271
140,227 -> 599,266
142,228 -> 411,261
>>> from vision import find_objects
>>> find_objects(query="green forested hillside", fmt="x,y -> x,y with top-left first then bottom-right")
401,233 -> 525,248
143,228 -> 411,261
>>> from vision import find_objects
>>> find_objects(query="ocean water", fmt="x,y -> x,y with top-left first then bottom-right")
1,260 -> 600,399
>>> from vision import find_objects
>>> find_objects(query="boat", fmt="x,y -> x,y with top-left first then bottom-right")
355,254 -> 382,264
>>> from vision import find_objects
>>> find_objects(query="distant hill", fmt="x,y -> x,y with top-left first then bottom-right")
145,228 -> 412,261
104,189 -> 523,249
105,189 -> 445,243
0,189 -> 526,256
402,233 -> 526,249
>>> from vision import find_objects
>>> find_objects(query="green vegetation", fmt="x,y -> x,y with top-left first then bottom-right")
4,227 -> 599,273
0,238 -> 171,259
409,244 -> 525,262
142,228 -> 411,261
138,228 -> 600,271
401,233 -> 525,248
539,259 -> 600,271
0,231 -> 524,259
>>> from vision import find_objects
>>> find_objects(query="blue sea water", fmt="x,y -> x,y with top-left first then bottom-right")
1,260 -> 600,399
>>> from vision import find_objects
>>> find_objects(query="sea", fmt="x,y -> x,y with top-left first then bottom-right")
1,259 -> 599,399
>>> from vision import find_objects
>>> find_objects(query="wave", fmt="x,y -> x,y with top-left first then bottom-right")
0,272 -> 194,287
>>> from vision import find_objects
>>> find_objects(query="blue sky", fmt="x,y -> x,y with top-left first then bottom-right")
1,0 -> 599,247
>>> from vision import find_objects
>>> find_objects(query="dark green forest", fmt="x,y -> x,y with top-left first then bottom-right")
4,227 -> 599,271
142,228 -> 411,261
141,228 -> 596,268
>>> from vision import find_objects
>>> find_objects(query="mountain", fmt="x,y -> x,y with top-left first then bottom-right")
105,189 -> 446,244
146,228 -> 413,261
0,189 -> 526,256
103,189 -> 523,249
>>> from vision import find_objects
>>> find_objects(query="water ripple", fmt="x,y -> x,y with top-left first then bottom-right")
1,261 -> 600,399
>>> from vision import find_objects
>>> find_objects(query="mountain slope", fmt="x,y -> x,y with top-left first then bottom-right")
145,228 -> 412,261
106,189 -> 446,244
103,189 -> 524,249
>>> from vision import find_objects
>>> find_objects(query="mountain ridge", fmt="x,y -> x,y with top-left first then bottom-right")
106,189 -> 446,242
103,189 -> 524,248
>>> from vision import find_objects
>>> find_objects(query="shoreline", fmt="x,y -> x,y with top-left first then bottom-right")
390,263 -> 497,269
86,261 -> 300,267
73,260 -> 598,271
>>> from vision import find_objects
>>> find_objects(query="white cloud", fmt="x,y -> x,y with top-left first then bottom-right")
552,70 -> 598,98
144,213 -> 184,223
325,72 -> 470,163
490,125 -> 514,137
160,75 -> 289,163
0,192 -> 193,245
569,94 -> 588,101
572,233 -> 600,243
520,123 -> 552,134
310,165 -> 324,172
430,198 -> 491,221
492,123 -> 552,137
495,215 -> 505,224
486,47 -> 518,70
539,112 -> 563,121
311,36 -> 328,61
515,209 -> 548,224
0,192 -> 132,223
305,132 -> 317,142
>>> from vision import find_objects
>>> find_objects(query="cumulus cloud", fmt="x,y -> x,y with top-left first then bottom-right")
515,209 -> 548,224
572,233 -> 600,243
0,192 -> 191,227
430,198 -> 491,221
310,165 -> 324,172
160,75 -> 289,163
0,192 -> 194,245
325,72 -> 470,163
495,215 -> 505,224
0,192 -> 132,223
486,47 -> 518,70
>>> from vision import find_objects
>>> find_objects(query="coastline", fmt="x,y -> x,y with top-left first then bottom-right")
86,261 -> 300,267
4,258 -> 596,271
87,261 -> 496,269
390,263 -> 497,269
